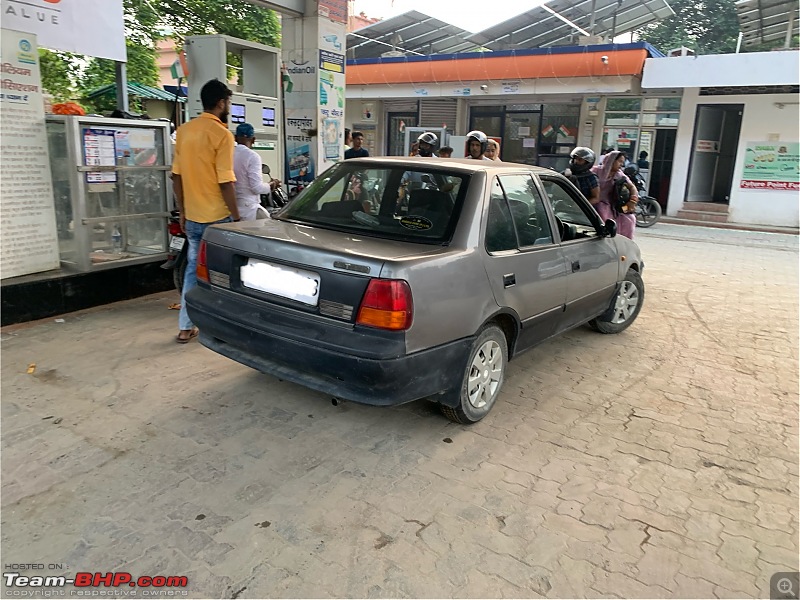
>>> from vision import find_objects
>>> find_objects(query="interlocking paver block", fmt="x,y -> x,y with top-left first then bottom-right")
1,225 -> 796,598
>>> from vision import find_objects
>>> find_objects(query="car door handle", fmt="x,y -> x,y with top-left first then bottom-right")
572,261 -> 581,272
503,273 -> 516,287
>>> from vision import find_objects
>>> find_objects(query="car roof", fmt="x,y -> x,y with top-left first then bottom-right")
342,156 -> 560,175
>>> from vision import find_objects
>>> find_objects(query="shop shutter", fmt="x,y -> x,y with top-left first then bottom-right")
383,100 -> 419,113
419,99 -> 458,132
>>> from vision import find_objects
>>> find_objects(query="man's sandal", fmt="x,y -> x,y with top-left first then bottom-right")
176,327 -> 199,344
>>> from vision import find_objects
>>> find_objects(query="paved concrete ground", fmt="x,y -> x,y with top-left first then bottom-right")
2,225 -> 798,599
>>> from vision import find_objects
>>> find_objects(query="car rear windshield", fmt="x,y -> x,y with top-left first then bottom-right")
278,163 -> 470,244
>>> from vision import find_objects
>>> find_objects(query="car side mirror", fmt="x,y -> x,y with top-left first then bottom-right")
604,219 -> 617,238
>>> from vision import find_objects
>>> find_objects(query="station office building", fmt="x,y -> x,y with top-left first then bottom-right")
345,45 -> 799,229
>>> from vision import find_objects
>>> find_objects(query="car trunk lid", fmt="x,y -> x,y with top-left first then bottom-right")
201,220 -> 432,322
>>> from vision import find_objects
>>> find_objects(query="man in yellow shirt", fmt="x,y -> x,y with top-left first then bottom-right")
172,78 -> 240,343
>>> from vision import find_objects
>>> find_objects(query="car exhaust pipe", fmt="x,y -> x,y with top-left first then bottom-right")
331,397 -> 346,406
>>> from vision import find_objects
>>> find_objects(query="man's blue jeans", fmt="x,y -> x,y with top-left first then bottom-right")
179,217 -> 232,331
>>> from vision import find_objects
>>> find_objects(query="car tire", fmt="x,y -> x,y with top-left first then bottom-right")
589,269 -> 644,334
441,324 -> 507,424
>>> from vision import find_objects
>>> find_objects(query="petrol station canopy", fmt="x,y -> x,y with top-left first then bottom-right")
347,0 -> 676,60
735,0 -> 799,49
468,0 -> 675,49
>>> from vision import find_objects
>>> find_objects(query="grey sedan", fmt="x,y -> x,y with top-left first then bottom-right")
186,157 -> 644,423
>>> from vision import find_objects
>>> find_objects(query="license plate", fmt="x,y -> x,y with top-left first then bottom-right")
169,236 -> 185,252
240,259 -> 320,306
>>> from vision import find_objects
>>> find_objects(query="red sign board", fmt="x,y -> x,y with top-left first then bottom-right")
740,180 -> 799,190
318,0 -> 347,23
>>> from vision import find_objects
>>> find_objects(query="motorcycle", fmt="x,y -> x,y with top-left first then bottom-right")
163,167 -> 290,293
260,164 -> 291,216
623,165 -> 662,228
160,209 -> 188,293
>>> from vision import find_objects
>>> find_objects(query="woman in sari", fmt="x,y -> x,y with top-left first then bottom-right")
591,150 -> 638,239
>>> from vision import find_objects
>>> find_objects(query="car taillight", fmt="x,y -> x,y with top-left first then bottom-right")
197,240 -> 209,283
168,222 -> 182,236
356,279 -> 413,331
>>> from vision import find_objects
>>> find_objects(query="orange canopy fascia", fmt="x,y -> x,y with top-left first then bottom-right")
347,48 -> 649,86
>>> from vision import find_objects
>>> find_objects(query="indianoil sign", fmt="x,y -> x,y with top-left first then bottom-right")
740,142 -> 800,191
1,0 -> 125,61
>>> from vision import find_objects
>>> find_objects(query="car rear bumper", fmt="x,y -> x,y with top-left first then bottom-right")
186,287 -> 472,407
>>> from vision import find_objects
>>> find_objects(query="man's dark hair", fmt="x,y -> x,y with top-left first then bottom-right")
200,78 -> 232,111
345,127 -> 351,138
439,146 -> 453,154
603,147 -> 615,154
352,131 -> 364,139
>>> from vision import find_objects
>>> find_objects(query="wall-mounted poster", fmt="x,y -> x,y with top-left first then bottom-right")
83,128 -> 117,183
0,29 -> 60,279
318,17 -> 346,170
740,142 -> 799,190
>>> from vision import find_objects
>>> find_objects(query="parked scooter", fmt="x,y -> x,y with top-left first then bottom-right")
623,165 -> 662,228
160,209 -> 188,293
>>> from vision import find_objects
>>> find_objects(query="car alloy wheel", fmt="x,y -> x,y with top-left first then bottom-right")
610,280 -> 640,324
467,339 -> 503,409
441,324 -> 508,424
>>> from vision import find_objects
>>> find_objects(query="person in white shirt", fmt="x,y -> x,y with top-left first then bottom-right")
233,123 -> 281,220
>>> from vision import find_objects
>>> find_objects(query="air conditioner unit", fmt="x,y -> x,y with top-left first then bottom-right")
668,46 -> 695,57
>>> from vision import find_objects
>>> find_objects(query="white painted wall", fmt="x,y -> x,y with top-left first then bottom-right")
345,77 -> 636,100
345,98 -> 383,156
667,88 -> 800,227
643,52 -> 800,88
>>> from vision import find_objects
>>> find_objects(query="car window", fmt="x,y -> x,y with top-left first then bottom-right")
485,179 -> 517,253
539,177 -> 600,239
281,163 -> 470,244
498,174 -> 554,247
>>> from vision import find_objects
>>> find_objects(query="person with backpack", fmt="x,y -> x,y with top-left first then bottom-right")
591,150 -> 638,239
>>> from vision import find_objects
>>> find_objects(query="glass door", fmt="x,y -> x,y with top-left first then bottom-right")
503,112 -> 540,165
387,113 -> 417,156
470,114 -> 503,140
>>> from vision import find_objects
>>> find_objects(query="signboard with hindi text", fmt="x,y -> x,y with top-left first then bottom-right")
0,29 -> 60,279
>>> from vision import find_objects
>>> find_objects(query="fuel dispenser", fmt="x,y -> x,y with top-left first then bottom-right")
184,35 -> 283,183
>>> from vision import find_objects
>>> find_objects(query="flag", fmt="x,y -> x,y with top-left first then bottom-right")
541,124 -> 554,137
169,60 -> 184,80
558,124 -> 571,137
281,64 -> 293,93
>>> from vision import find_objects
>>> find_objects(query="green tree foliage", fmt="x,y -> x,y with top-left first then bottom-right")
635,0 -> 741,54
38,49 -> 78,101
147,0 -> 281,85
151,0 -> 280,46
74,0 -> 280,110
80,40 -> 160,113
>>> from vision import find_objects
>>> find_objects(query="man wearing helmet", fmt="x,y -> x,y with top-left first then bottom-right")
465,130 -> 491,160
411,132 -> 439,157
563,146 -> 600,205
